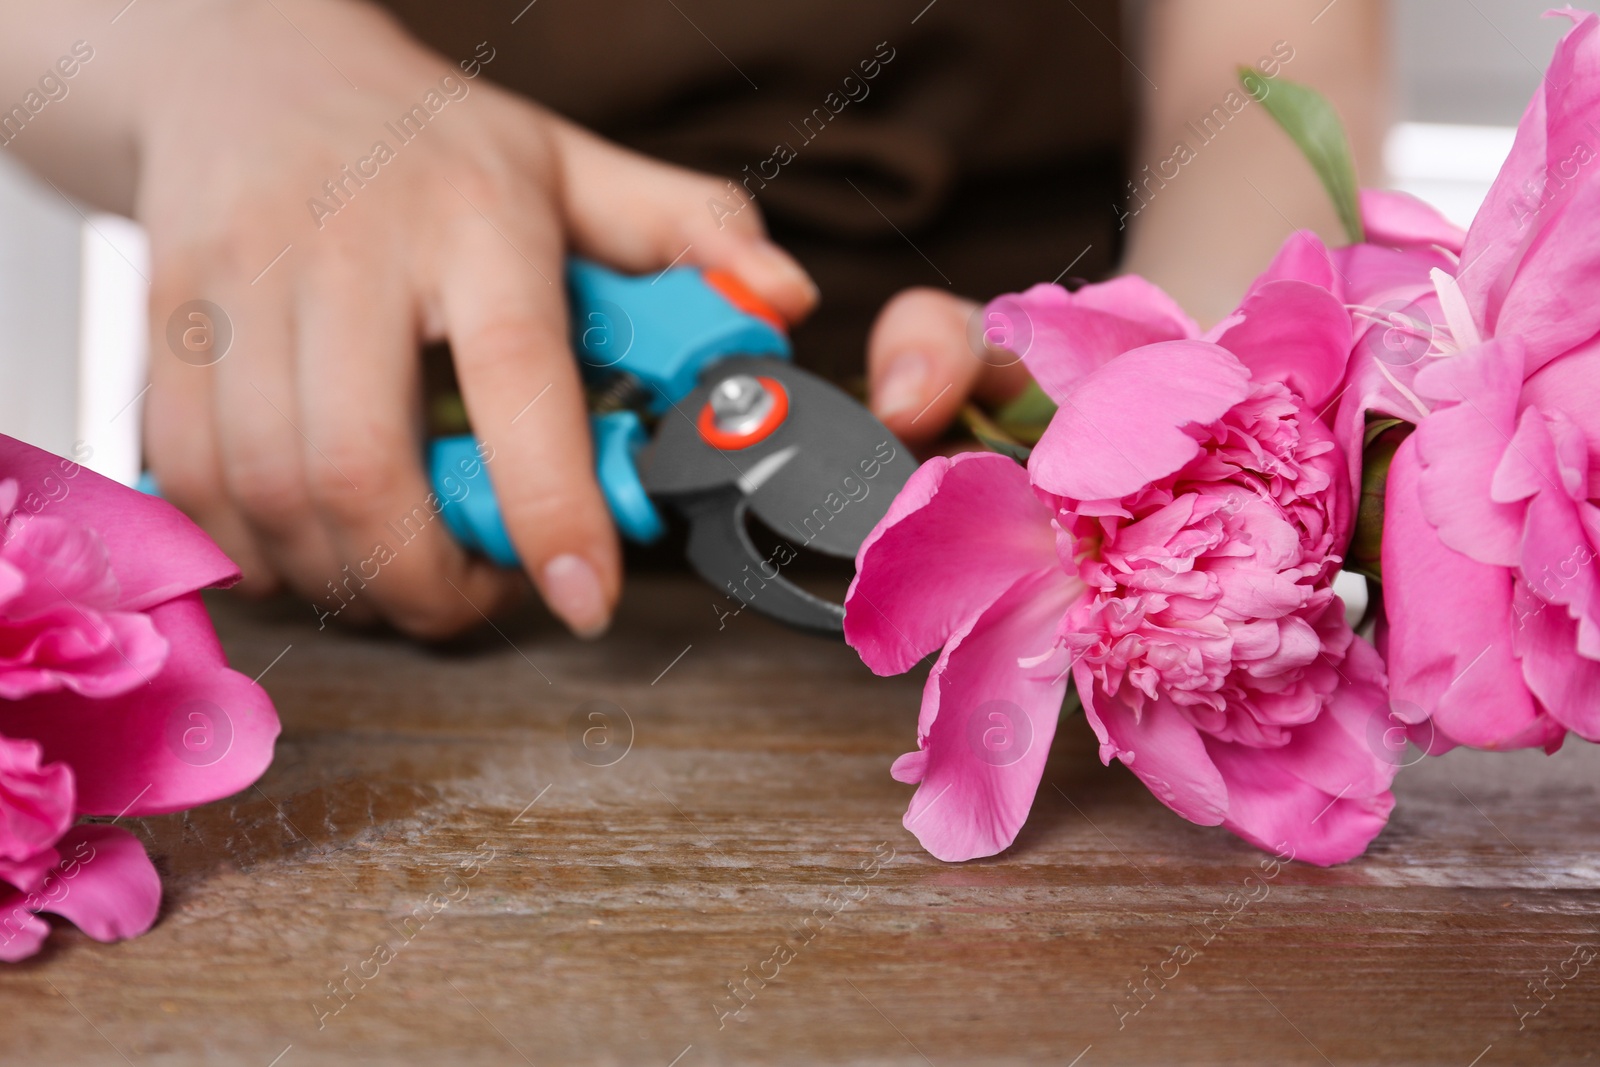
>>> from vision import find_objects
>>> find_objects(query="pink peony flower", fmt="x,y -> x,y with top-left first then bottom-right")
0,434 -> 280,959
846,275 -> 1397,865
1317,8 -> 1600,753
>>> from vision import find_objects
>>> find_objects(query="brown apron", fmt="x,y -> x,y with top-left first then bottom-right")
380,0 -> 1131,385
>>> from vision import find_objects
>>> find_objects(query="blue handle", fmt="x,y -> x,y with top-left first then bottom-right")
591,410 -> 665,542
567,258 -> 790,408
433,258 -> 790,564
430,436 -> 519,566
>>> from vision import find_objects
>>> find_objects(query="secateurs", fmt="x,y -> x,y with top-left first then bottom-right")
428,259 -> 913,635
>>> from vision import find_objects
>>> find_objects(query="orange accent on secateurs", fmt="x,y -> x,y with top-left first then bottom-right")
697,376 -> 790,451
702,269 -> 788,332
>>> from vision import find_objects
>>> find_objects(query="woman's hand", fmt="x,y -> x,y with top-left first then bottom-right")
100,0 -> 816,638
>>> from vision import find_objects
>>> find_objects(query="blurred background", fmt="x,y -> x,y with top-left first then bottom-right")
0,0 -> 1587,483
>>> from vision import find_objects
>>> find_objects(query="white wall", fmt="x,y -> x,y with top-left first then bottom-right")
0,152 -> 81,459
1395,0 -> 1584,124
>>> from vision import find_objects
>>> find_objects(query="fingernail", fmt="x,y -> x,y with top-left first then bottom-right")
753,240 -> 820,307
873,352 -> 931,419
541,554 -> 611,639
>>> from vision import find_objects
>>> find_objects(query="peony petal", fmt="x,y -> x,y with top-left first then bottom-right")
1458,11 -> 1600,353
1494,178 -> 1600,374
1029,341 -> 1253,501
1265,637 -> 1398,800
1455,48 -> 1552,322
897,569 -> 1077,862
35,824 -> 160,944
1521,340 -> 1600,497
1205,737 -> 1395,867
0,736 -> 74,863
1360,188 -> 1467,254
1245,230 -> 1340,295
1383,437 -> 1544,748
1334,244 -> 1454,311
0,896 -> 50,961
1497,410 -> 1600,658
1077,679 -> 1228,827
1489,10 -> 1600,371
0,609 -> 170,702
0,593 -> 280,815
1515,583 -> 1600,741
889,750 -> 927,784
846,452 -> 1059,676
0,840 -> 63,895
0,516 -> 120,614
1330,282 -> 1446,493
1412,337 -> 1528,567
1536,9 -> 1600,195
1214,280 -> 1353,410
1058,275 -> 1201,334
0,434 -> 238,611
989,278 -> 1198,402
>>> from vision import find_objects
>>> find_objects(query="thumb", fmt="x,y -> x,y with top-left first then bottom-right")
549,116 -> 818,324
867,288 -> 1031,446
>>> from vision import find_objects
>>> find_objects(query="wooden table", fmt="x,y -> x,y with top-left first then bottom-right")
3,575 -> 1597,1066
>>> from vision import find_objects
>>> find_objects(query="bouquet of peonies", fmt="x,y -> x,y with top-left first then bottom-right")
847,8 -> 1600,865
0,434 -> 279,959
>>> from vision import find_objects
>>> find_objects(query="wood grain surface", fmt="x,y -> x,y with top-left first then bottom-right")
1,575 -> 1597,1066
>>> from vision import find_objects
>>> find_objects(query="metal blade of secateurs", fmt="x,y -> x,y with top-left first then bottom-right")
638,357 -> 914,633
678,488 -> 849,633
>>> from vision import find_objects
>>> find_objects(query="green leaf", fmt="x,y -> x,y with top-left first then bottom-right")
429,392 -> 471,435
995,380 -> 1057,426
992,381 -> 1058,445
1061,684 -> 1083,720
1346,418 -> 1413,582
1239,67 -> 1365,245
959,403 -> 1032,462
1362,416 -> 1407,449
